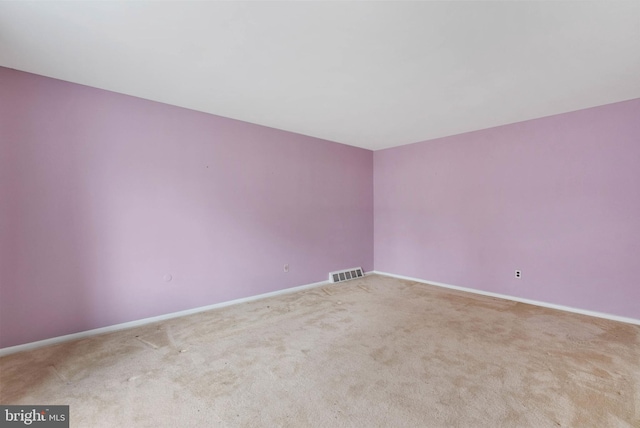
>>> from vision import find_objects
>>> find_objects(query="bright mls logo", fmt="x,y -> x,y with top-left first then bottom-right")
0,406 -> 68,427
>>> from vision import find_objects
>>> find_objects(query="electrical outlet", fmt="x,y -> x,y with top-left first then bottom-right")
284,264 -> 289,273
515,270 -> 522,279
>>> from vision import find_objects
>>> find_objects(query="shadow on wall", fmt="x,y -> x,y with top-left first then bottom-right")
0,77 -> 222,349
0,110 -> 93,348
0,73 -> 186,349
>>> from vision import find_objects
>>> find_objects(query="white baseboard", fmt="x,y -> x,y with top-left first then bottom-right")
371,271 -> 640,326
0,278 -> 333,357
8,269 -> 631,356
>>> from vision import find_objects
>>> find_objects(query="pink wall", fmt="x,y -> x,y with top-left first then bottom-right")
374,98 -> 640,320
1,66 -> 637,350
0,67 -> 373,348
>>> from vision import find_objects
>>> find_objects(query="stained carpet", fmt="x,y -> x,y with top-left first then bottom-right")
1,275 -> 639,427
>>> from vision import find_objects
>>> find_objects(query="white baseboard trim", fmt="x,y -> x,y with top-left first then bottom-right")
371,271 -> 640,326
0,278 -> 333,357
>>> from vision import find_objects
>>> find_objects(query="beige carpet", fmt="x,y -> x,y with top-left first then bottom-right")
1,275 -> 639,427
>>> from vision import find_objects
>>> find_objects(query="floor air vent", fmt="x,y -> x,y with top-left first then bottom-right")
330,267 -> 364,283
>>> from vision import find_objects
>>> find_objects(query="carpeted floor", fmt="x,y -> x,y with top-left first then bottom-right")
1,275 -> 639,427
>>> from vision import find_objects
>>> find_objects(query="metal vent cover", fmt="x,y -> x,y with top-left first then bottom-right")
329,267 -> 364,283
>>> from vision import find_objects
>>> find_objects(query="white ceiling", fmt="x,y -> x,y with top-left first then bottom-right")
1,2 -> 639,150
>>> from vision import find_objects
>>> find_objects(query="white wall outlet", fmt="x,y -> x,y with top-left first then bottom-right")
515,270 -> 522,279
284,264 -> 289,273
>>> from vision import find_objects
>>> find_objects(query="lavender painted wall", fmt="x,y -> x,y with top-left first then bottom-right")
2,65 -> 637,349
0,67 -> 373,348
374,98 -> 640,320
